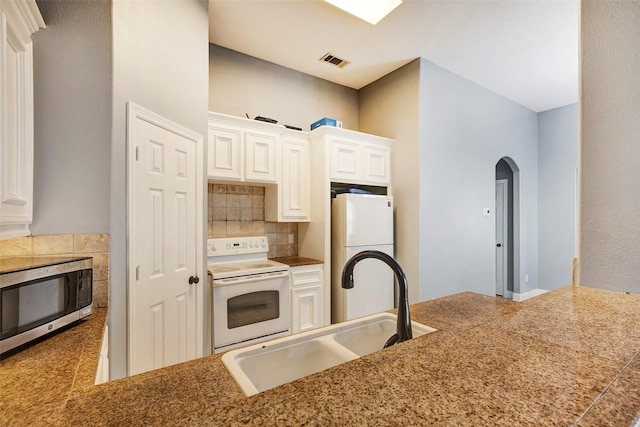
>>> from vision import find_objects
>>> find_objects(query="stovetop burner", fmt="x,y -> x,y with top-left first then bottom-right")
208,259 -> 288,279
207,236 -> 289,280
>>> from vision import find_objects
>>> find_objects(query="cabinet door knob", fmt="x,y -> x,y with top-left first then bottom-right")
189,276 -> 199,285
496,243 -> 502,248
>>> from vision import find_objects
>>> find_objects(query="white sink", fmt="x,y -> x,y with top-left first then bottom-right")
331,314 -> 436,356
221,312 -> 436,396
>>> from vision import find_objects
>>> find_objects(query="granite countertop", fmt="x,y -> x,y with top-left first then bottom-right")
0,308 -> 107,426
3,287 -> 640,426
270,256 -> 324,267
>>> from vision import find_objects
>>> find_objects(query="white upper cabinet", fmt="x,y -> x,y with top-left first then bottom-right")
0,0 -> 44,239
244,129 -> 278,183
265,133 -> 310,222
329,138 -> 361,183
207,112 -> 278,184
311,126 -> 393,186
207,123 -> 242,180
208,112 -> 310,222
362,143 -> 391,185
280,136 -> 309,220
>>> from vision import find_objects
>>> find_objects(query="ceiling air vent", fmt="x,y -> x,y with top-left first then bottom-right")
319,53 -> 350,69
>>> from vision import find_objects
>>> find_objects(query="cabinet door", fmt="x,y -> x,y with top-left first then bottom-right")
362,143 -> 391,185
0,2 -> 43,238
329,138 -> 361,184
291,284 -> 322,334
207,125 -> 242,180
280,138 -> 309,221
95,324 -> 109,384
290,265 -> 323,334
245,130 -> 278,183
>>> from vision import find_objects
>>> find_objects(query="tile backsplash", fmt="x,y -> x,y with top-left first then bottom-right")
0,234 -> 110,308
207,183 -> 298,258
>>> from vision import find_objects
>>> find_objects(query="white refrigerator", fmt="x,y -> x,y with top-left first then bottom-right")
331,193 -> 394,323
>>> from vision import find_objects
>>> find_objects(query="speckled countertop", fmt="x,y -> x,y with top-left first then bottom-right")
270,256 -> 323,267
3,286 -> 640,426
0,308 -> 107,426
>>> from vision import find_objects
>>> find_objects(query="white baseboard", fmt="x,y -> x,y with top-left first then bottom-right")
512,289 -> 549,302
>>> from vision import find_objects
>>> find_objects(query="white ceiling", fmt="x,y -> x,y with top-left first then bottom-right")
209,0 -> 578,113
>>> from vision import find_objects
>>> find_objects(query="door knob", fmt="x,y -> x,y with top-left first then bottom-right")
189,276 -> 200,285
496,243 -> 502,248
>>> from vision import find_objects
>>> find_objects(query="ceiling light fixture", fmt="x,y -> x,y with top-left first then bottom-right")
323,0 -> 402,25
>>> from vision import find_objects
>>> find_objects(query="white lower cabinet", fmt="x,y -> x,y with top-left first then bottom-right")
95,324 -> 109,385
290,264 -> 323,334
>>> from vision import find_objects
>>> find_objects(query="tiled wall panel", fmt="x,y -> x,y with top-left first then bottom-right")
0,234 -> 110,308
207,183 -> 298,258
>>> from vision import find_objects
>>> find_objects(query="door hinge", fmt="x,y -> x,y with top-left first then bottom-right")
135,265 -> 140,281
135,145 -> 140,161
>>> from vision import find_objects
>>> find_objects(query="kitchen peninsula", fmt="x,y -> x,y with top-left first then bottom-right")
2,286 -> 639,426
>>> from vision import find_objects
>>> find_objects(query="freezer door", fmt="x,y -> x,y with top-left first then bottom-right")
343,244 -> 395,321
337,194 -> 394,246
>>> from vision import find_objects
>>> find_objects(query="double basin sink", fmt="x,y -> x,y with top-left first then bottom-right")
221,312 -> 437,396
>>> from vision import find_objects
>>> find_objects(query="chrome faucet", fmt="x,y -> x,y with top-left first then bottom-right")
341,250 -> 412,348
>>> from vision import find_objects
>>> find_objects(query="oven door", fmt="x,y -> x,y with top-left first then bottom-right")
212,270 -> 290,352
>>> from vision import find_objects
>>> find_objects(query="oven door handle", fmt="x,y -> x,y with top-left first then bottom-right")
212,270 -> 289,286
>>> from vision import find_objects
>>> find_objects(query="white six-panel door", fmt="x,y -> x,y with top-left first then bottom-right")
127,103 -> 203,376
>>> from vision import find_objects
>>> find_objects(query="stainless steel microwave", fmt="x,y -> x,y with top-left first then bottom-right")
0,256 -> 93,355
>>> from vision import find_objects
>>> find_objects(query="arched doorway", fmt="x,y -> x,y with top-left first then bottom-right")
495,157 -> 520,299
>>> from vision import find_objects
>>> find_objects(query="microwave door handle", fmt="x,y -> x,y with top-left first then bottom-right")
65,275 -> 71,310
213,270 -> 289,286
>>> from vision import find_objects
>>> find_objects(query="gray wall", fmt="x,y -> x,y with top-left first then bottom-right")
420,60 -> 539,300
110,0 -> 209,379
209,44 -> 359,131
579,1 -> 640,294
537,103 -> 578,290
361,59 -> 539,301
32,0 -> 111,234
358,59 -> 423,304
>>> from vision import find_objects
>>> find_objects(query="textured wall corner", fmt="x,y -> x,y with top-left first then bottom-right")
579,1 -> 640,294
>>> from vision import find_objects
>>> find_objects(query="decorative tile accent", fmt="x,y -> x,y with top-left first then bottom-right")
252,208 -> 264,221
85,252 -> 109,281
73,234 -> 110,253
0,236 -> 33,256
212,221 -> 226,237
227,221 -> 240,235
265,222 -> 277,233
93,280 -> 109,308
32,234 -> 74,255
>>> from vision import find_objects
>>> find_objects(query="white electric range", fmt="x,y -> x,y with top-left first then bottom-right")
207,236 -> 290,353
